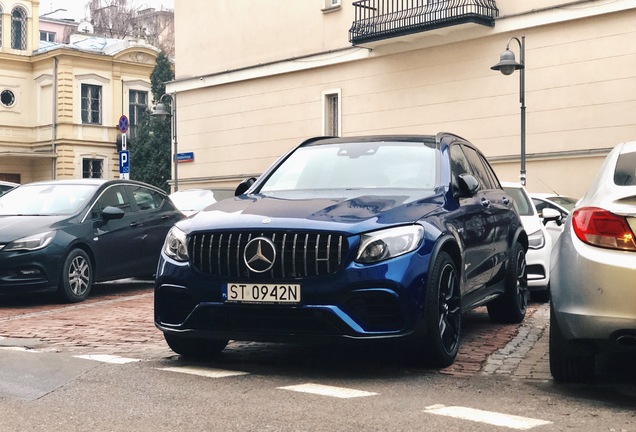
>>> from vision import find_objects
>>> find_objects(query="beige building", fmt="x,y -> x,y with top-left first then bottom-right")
0,0 -> 159,185
169,0 -> 636,197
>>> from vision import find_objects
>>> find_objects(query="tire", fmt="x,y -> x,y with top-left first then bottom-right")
57,249 -> 93,303
487,242 -> 528,324
549,303 -> 595,383
411,251 -> 461,368
530,285 -> 550,303
164,333 -> 229,359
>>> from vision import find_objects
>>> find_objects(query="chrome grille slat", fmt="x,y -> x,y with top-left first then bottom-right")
190,231 -> 348,279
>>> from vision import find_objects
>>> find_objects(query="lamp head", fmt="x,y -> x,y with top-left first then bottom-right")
151,102 -> 170,120
491,49 -> 523,76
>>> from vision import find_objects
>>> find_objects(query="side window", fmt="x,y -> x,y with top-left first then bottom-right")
449,144 -> 473,194
131,186 -> 164,211
91,186 -> 131,219
462,146 -> 495,190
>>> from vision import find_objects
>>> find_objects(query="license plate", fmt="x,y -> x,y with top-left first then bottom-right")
224,283 -> 301,304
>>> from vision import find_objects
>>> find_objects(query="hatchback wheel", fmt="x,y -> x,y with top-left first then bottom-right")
549,304 -> 596,383
164,333 -> 229,359
58,249 -> 93,303
487,242 -> 528,324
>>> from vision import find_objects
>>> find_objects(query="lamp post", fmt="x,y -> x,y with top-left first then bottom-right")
491,35 -> 526,186
151,93 -> 178,192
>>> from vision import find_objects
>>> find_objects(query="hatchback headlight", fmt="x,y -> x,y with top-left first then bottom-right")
3,231 -> 56,252
356,225 -> 424,264
527,229 -> 546,250
163,226 -> 189,262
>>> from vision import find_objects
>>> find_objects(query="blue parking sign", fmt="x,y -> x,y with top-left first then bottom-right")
119,150 -> 130,174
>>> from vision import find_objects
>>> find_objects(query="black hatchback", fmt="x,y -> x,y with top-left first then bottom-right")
0,179 -> 183,302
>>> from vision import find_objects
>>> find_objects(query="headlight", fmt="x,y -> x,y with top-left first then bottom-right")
356,225 -> 424,264
3,231 -> 56,252
527,229 -> 545,250
163,226 -> 189,262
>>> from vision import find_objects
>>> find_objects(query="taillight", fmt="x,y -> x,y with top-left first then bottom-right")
572,207 -> 636,251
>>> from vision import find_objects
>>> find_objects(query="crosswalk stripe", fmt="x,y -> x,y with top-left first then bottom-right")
157,366 -> 249,378
279,383 -> 377,399
424,404 -> 552,430
74,354 -> 141,364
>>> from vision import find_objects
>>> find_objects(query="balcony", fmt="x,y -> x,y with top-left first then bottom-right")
349,0 -> 499,46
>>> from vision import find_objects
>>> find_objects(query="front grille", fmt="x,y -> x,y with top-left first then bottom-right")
189,231 -> 349,279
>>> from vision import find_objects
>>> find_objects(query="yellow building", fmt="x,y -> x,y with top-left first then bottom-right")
0,0 -> 159,185
169,0 -> 636,198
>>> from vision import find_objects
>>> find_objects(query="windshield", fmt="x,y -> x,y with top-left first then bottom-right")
503,187 -> 534,216
0,184 -> 98,216
261,141 -> 438,192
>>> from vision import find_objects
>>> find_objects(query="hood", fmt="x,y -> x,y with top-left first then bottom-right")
180,190 -> 444,234
0,215 -> 70,243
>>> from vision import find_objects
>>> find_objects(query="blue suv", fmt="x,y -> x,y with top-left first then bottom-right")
155,133 -> 528,367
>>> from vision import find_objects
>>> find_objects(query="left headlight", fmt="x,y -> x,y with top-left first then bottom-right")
163,226 -> 189,262
356,225 -> 424,264
3,231 -> 56,252
527,229 -> 546,250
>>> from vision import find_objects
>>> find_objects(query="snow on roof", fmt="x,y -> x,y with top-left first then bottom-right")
35,34 -> 156,56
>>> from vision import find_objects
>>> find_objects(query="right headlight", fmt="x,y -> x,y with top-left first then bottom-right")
356,225 -> 424,264
163,226 -> 189,262
527,229 -> 546,250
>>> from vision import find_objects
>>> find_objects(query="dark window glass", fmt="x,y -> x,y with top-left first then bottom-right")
462,146 -> 495,190
614,151 -> 636,186
92,186 -> 131,219
128,90 -> 148,139
11,7 -> 27,50
130,186 -> 164,211
449,144 -> 473,195
82,158 -> 103,179
81,84 -> 102,124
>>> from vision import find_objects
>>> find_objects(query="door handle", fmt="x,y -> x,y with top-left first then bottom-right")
503,197 -> 510,206
129,222 -> 140,227
481,198 -> 491,207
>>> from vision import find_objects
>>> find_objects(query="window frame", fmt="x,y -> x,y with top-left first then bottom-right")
11,6 -> 27,50
81,84 -> 103,125
322,89 -> 341,137
82,158 -> 104,179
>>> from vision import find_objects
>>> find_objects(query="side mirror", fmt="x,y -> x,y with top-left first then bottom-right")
235,177 -> 256,196
457,174 -> 480,197
102,206 -> 125,221
541,207 -> 562,225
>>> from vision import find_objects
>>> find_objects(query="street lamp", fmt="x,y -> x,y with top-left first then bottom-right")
491,35 -> 526,186
151,93 -> 179,192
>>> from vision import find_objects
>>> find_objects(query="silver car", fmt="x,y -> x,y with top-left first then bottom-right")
550,141 -> 636,383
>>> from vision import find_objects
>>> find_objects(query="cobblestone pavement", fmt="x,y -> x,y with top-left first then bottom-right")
0,280 -> 550,380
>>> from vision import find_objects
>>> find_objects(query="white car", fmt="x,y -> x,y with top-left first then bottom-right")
503,183 -> 560,302
529,193 -> 578,245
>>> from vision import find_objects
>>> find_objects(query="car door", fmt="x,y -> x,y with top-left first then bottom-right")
127,185 -> 183,273
446,143 -> 496,295
89,184 -> 141,279
461,145 -> 516,284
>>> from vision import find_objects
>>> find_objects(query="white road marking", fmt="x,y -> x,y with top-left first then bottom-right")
0,346 -> 41,353
279,383 -> 377,399
157,366 -> 249,378
74,354 -> 141,364
424,404 -> 552,430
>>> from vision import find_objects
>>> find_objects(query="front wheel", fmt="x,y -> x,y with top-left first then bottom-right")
410,251 -> 461,368
164,333 -> 229,359
487,242 -> 528,324
57,249 -> 93,303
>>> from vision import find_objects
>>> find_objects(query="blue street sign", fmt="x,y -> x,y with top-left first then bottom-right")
119,150 -> 130,174
118,115 -> 129,133
176,152 -> 194,163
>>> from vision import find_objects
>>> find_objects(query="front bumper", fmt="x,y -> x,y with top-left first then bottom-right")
0,246 -> 64,295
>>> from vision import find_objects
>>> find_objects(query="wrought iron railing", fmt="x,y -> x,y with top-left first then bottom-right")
349,0 -> 499,44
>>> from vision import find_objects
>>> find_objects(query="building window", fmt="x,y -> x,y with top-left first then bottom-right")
83,158 -> 103,178
128,90 -> 148,139
323,0 -> 341,10
40,31 -> 56,42
0,90 -> 15,107
81,84 -> 102,124
323,89 -> 341,136
0,7 -> 3,47
11,7 -> 27,50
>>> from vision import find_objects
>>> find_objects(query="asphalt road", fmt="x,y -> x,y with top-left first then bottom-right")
1,279 -> 635,431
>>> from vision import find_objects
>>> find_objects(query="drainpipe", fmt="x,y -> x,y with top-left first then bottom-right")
52,57 -> 58,179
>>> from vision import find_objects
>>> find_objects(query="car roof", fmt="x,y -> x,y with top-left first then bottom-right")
20,178 -> 164,191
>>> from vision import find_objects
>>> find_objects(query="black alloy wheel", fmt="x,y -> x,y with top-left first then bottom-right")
487,241 -> 528,324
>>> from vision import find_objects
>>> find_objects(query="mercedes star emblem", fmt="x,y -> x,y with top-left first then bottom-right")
244,237 -> 276,273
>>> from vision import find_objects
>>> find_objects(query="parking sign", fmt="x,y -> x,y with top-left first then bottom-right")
119,150 -> 130,174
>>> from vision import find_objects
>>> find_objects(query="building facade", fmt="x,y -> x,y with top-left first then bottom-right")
0,0 -> 159,185
169,0 -> 636,197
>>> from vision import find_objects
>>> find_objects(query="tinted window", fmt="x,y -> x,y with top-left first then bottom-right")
462,146 -> 495,190
449,145 -> 473,194
614,151 -> 636,186
131,186 -> 164,210
92,185 -> 131,218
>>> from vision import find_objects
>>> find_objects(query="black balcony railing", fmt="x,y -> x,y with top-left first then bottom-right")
349,0 -> 499,45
